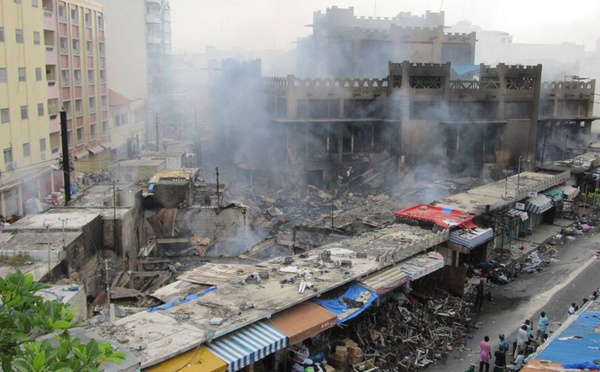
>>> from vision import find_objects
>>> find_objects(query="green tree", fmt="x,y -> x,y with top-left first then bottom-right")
0,270 -> 125,371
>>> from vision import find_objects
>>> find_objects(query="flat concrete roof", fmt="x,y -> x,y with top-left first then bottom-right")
111,159 -> 165,168
4,210 -> 101,232
98,225 -> 447,368
435,171 -> 570,213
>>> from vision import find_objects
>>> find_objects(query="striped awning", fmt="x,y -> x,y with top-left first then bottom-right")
399,253 -> 445,281
207,321 -> 288,372
449,227 -> 494,249
359,266 -> 409,295
525,194 -> 553,214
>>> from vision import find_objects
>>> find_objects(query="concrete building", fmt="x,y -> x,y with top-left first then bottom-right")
108,89 -> 145,162
94,0 -> 172,147
297,6 -> 475,78
262,62 -> 580,188
0,0 -> 52,171
52,0 -> 110,172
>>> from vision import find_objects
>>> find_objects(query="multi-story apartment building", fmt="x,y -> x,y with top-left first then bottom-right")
94,0 -> 171,147
52,0 -> 110,173
108,89 -> 145,161
0,0 -> 52,171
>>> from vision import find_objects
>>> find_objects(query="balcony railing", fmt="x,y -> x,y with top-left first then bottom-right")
45,45 -> 54,52
44,10 -> 52,17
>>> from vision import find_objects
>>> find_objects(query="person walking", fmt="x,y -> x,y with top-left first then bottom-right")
537,311 -> 549,340
493,345 -> 507,372
474,278 -> 485,312
480,335 -> 492,372
568,302 -> 578,315
515,325 -> 529,355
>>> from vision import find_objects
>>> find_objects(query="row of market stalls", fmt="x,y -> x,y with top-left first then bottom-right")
147,252 -> 446,372
393,171 -> 576,270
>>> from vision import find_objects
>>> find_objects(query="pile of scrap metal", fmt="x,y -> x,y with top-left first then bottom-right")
348,289 -> 471,372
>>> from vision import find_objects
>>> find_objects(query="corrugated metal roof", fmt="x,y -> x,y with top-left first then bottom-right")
359,266 -> 408,295
535,300 -> 600,365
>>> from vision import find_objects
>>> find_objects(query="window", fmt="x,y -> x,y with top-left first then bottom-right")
0,68 -> 6,83
101,120 -> 107,133
101,95 -> 107,109
84,12 -> 91,27
90,123 -> 96,138
14,0 -> 21,4
99,70 -> 105,82
67,131 -> 72,147
120,113 -> 127,124
0,27 -> 4,42
60,69 -> 69,85
35,67 -> 42,81
88,97 -> 95,112
4,149 -> 12,164
97,14 -> 104,29
98,42 -> 105,56
73,69 -> 81,85
115,114 -> 120,126
86,41 -> 93,55
63,100 -> 70,116
22,143 -> 30,157
16,29 -> 24,44
18,68 -> 25,82
1,109 -> 9,123
32,0 -> 38,7
37,103 -> 44,116
40,138 -> 46,152
71,7 -> 78,24
75,99 -> 82,114
58,5 -> 66,22
20,105 -> 28,120
76,127 -> 83,143
59,37 -> 68,54
72,39 -> 79,54
87,69 -> 94,84
33,31 -> 40,45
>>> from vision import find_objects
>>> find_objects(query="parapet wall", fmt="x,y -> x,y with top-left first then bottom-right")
541,80 -> 595,94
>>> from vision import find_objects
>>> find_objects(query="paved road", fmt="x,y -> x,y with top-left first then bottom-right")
429,230 -> 600,372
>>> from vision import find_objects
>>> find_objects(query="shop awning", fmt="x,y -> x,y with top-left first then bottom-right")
268,301 -> 337,345
560,185 -> 580,201
359,266 -> 408,295
394,204 -> 477,229
146,347 -> 226,372
449,227 -> 494,249
88,146 -> 105,155
206,321 -> 288,372
74,151 -> 88,160
507,208 -> 529,221
542,187 -> 564,203
525,194 -> 553,214
313,283 -> 378,324
399,253 -> 445,281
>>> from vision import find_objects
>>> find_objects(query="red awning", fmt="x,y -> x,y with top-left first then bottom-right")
394,204 -> 477,229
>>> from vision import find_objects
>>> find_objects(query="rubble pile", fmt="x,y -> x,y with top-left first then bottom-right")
347,290 -> 471,372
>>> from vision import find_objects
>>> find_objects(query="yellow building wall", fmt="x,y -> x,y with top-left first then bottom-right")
0,0 -> 51,172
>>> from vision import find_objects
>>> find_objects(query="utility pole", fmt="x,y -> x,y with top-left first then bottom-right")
112,181 -> 117,253
58,217 -> 68,249
103,258 -> 112,323
517,156 -> 522,193
59,111 -> 71,205
215,167 -> 220,206
331,197 -> 334,231
45,224 -> 51,276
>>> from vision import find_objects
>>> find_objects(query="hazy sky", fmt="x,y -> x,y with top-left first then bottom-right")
170,0 -> 600,54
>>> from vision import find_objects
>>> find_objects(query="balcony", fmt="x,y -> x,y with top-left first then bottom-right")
45,46 -> 58,64
47,81 -> 59,98
43,10 -> 56,30
146,13 -> 161,24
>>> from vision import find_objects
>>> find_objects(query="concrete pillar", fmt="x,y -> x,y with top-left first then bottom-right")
17,184 -> 23,216
527,64 -> 543,162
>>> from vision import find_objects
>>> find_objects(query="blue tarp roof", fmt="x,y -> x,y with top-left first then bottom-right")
313,283 -> 377,324
536,303 -> 600,365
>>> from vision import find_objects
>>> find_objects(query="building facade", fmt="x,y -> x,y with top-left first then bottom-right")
94,0 -> 171,148
262,62 -> 595,188
108,89 -> 145,162
297,7 -> 476,78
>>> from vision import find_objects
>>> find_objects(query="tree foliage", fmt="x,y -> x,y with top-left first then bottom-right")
0,270 -> 125,371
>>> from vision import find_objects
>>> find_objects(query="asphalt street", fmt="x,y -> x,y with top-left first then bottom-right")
429,228 -> 600,372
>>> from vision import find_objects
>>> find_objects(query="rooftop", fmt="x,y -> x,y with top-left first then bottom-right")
98,224 -> 447,368
4,210 -> 102,232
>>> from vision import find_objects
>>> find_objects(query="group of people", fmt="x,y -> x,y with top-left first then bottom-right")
469,311 -> 549,372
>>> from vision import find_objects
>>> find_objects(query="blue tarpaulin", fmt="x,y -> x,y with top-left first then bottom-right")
312,283 -> 377,324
